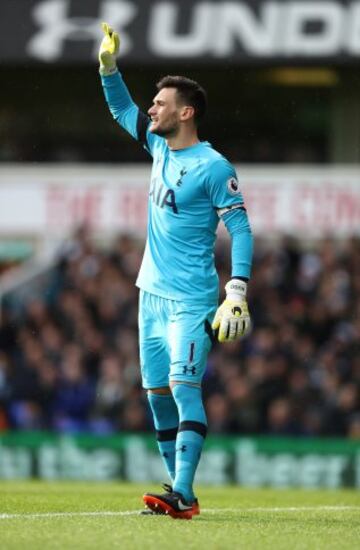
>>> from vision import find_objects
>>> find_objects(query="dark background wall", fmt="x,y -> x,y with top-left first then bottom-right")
2,65 -> 357,164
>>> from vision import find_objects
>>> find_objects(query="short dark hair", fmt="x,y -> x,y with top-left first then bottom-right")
156,75 -> 207,125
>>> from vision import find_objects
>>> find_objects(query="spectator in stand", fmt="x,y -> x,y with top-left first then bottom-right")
90,352 -> 125,434
0,230 -> 359,438
52,343 -> 95,433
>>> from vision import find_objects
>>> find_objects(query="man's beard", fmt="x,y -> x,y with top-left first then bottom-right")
150,118 -> 179,138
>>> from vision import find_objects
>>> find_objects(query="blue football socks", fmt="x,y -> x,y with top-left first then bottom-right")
147,392 -> 179,481
171,383 -> 207,503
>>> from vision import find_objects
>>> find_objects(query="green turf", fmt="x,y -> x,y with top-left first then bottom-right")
0,481 -> 359,550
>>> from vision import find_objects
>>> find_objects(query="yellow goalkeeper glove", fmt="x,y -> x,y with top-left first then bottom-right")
99,22 -> 120,76
212,279 -> 251,343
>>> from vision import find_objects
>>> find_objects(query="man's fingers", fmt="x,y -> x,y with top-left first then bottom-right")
102,22 -> 113,36
238,318 -> 250,337
113,32 -> 120,52
220,316 -> 250,342
99,22 -> 119,73
218,319 -> 230,342
213,299 -> 251,343
211,312 -> 221,330
228,319 -> 238,341
218,320 -> 225,342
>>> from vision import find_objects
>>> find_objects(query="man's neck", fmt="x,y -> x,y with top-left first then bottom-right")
166,133 -> 200,151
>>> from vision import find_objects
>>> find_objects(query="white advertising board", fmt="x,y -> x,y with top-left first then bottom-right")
0,164 -> 359,238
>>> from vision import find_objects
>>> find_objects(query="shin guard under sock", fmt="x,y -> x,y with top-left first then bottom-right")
147,392 -> 179,481
171,384 -> 207,502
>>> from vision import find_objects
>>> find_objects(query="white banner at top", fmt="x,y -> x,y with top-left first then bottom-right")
0,164 -> 359,238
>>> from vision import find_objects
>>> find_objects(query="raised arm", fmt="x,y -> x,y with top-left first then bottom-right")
98,23 -> 160,156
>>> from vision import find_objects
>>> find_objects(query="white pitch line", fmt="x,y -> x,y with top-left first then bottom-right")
201,505 -> 360,513
0,511 -> 139,520
0,506 -> 359,520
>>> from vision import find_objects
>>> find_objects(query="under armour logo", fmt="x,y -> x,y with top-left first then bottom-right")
162,452 -> 169,458
182,366 -> 196,375
27,0 -> 137,61
177,445 -> 187,453
176,168 -> 187,187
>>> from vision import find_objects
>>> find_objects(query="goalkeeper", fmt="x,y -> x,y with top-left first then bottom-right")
99,23 -> 253,519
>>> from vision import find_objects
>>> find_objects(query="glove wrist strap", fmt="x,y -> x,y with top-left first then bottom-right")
99,65 -> 118,76
225,279 -> 247,300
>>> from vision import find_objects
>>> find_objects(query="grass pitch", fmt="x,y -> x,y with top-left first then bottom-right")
0,481 -> 359,549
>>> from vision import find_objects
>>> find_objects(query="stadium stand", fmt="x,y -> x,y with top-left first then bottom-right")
0,227 -> 359,438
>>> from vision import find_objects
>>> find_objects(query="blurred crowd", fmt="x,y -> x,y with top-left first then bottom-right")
0,227 -> 359,439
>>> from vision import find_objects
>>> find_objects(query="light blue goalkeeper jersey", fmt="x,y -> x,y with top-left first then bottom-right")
101,72 -> 252,304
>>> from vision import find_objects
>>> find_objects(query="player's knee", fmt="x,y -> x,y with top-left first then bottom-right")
171,382 -> 206,424
171,382 -> 200,406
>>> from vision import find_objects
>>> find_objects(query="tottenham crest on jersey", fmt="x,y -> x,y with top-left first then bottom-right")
227,177 -> 241,196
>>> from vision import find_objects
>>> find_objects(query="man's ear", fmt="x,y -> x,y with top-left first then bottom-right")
180,105 -> 195,122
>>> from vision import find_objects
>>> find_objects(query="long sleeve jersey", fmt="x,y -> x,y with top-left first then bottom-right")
101,71 -> 253,305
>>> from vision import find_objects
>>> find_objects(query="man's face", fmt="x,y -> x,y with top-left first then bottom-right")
147,87 -> 181,137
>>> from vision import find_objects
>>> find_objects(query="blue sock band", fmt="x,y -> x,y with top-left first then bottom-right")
147,393 -> 179,481
171,384 -> 207,502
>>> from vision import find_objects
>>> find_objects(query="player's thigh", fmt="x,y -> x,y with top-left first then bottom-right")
138,290 -> 170,389
168,302 -> 216,385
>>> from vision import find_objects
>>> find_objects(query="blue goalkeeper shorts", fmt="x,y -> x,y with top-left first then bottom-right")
138,290 -> 217,389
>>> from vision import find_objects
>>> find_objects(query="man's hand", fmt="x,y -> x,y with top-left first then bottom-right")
212,279 -> 251,343
99,22 -> 120,76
